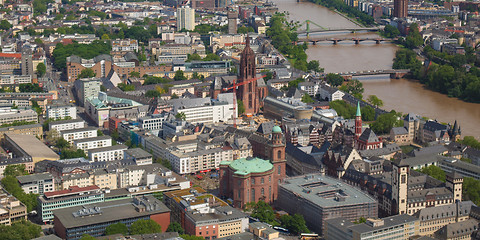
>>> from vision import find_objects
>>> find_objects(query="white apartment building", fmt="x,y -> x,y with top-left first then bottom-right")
16,173 -> 55,194
46,104 -> 77,120
166,146 -> 233,174
73,136 -> 112,152
88,145 -> 128,162
169,94 -> 236,125
61,127 -> 97,143
177,6 -> 195,31
0,108 -> 37,125
0,75 -> 32,85
112,39 -> 138,52
49,119 -> 85,132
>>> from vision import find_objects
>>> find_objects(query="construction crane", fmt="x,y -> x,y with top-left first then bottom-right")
223,74 -> 266,128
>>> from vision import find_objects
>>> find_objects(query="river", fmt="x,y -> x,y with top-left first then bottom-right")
273,0 -> 480,138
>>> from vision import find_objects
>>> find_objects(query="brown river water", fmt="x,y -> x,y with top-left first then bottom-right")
273,0 -> 480,138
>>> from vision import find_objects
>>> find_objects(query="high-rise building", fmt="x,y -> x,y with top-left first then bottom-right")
177,6 -> 195,31
21,50 -> 34,77
227,11 -> 238,34
393,0 -> 408,18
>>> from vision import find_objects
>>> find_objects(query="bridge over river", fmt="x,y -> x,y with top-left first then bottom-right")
336,69 -> 410,79
297,37 -> 393,45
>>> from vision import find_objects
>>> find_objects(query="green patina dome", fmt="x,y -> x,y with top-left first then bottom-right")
272,125 -> 282,133
220,157 -> 273,175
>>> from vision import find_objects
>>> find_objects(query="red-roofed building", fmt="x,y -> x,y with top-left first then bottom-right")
39,185 -> 103,223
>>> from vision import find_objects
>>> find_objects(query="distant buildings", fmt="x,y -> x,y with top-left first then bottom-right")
177,6 -> 195,31
227,11 -> 238,34
60,127 -> 97,143
53,195 -> 170,240
49,119 -> 85,132
0,108 -> 38,126
277,174 -> 378,235
88,145 -> 128,162
393,0 -> 408,18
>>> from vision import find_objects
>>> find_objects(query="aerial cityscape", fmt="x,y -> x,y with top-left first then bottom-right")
0,0 -> 479,239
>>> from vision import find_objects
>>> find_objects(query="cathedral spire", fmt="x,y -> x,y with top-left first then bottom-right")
246,33 -> 250,49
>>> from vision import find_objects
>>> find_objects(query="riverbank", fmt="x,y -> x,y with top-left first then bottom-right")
306,0 -> 375,26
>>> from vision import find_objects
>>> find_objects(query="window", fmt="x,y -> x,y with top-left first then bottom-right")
261,188 -> 264,196
252,178 -> 255,184
269,176 -> 271,182
261,178 -> 264,184
401,174 -> 406,184
278,166 -> 281,174
277,150 -> 282,160
251,188 -> 255,202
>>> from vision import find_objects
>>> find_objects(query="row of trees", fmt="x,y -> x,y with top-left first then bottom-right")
105,219 -> 162,236
0,220 -> 42,240
309,0 -> 375,26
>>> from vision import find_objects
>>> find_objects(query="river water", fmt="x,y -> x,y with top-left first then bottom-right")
273,0 -> 480,138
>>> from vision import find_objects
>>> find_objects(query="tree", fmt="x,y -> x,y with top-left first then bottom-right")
79,234 -> 97,240
203,53 -> 220,61
3,165 -> 28,177
367,95 -> 383,108
361,105 -> 375,121
129,71 -> 140,78
0,220 -> 42,240
171,93 -> 179,99
60,149 -> 87,159
404,23 -> 423,49
301,93 -> 314,103
101,33 -> 110,40
167,222 -> 185,234
130,219 -> 162,235
340,79 -> 364,99
237,100 -> 245,115
111,129 -> 120,141
354,217 -> 367,224
280,214 -> 309,234
145,90 -> 161,98
175,112 -> 186,121
97,130 -> 104,136
463,177 -> 480,206
19,83 -> 43,92
307,60 -> 323,74
250,201 -> 277,225
1,176 -> 38,212
78,68 -> 95,79
36,63 -> 46,77
186,53 -> 202,62
118,83 -> 135,91
370,111 -> 402,134
325,73 -> 344,87
382,25 -> 400,38
329,100 -> 356,119
0,19 -> 12,30
180,235 -> 205,240
105,222 -> 128,235
419,165 -> 446,182
55,138 -> 70,149
174,70 -> 187,81
459,136 -> 480,149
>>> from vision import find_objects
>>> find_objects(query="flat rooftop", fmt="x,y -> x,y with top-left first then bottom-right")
72,135 -> 111,144
5,133 -> 59,160
61,126 -> 97,134
53,196 -> 169,229
16,172 -> 52,184
280,174 -> 377,208
88,144 -> 128,153
125,148 -> 153,159
49,119 -> 84,125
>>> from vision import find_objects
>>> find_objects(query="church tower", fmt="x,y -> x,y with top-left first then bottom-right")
269,125 -> 286,201
237,35 -> 259,116
392,159 -> 409,215
355,102 -> 362,139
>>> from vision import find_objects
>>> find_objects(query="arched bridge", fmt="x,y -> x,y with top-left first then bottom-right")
295,20 -> 383,35
336,69 -> 410,79
297,37 -> 393,45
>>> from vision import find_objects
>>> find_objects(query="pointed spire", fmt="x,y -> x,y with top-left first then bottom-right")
246,33 -> 250,49
356,101 -> 361,117
452,120 -> 458,133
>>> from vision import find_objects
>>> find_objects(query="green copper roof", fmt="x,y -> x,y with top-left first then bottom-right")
221,157 -> 273,176
356,101 -> 361,117
272,125 -> 282,133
